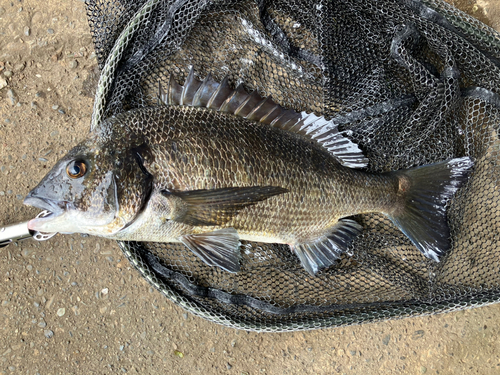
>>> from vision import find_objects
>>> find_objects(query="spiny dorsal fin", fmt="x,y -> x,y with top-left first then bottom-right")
159,68 -> 369,169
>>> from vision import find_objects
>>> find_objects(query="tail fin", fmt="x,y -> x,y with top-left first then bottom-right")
388,157 -> 473,261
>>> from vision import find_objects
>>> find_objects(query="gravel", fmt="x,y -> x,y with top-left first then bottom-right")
44,330 -> 54,339
6,89 -> 17,106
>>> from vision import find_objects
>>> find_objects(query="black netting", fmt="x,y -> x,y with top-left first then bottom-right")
85,0 -> 500,331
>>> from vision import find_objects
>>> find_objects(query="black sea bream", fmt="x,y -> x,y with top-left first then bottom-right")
24,70 -> 473,275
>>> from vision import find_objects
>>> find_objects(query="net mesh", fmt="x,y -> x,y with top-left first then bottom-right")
85,0 -> 500,331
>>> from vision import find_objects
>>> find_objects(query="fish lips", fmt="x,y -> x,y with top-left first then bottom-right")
24,196 -> 69,232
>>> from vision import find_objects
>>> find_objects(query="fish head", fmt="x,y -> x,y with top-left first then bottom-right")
24,124 -> 153,236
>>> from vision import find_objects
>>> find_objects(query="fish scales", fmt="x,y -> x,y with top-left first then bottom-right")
115,106 -> 397,244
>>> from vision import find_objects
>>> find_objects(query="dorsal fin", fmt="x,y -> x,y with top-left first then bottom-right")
159,68 -> 369,169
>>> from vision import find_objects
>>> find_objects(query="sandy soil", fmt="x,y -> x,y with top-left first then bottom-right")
1,0 -> 500,374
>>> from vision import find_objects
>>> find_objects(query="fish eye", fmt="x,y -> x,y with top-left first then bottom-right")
66,160 -> 87,179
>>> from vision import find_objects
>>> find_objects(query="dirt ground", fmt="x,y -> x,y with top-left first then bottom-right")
1,0 -> 500,374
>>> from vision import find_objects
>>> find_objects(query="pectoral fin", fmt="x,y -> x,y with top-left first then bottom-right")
294,219 -> 362,276
162,186 -> 288,226
180,228 -> 241,272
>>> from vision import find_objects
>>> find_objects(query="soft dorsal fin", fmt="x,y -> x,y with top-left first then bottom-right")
159,68 -> 368,169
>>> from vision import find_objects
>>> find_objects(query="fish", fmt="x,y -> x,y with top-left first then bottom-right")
24,69 -> 474,276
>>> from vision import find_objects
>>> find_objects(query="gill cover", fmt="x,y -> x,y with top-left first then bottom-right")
24,123 -> 153,236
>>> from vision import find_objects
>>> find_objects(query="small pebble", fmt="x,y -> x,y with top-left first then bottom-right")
0,76 -> 6,90
4,119 -> 10,124
16,194 -> 23,200
101,288 -> 109,295
14,62 -> 25,72
38,157 -> 48,162
174,350 -> 184,358
51,105 -> 59,110
35,92 -> 43,98
50,130 -> 59,137
38,321 -> 46,328
119,345 -> 125,351
44,330 -> 54,339
7,89 -> 17,106
31,101 -> 37,109
6,190 -> 12,195
47,28 -> 54,34
58,109 -> 66,114
0,191 -> 5,196
382,334 -> 390,346
412,330 -> 425,340
56,308 -> 65,317
24,26 -> 30,36
3,70 -> 13,78
0,166 -> 6,174
226,363 -> 232,370
26,265 -> 33,271
33,302 -> 39,308
69,60 -> 78,69
8,366 -> 15,372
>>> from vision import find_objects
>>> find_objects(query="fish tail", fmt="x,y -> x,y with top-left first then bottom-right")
388,156 -> 473,261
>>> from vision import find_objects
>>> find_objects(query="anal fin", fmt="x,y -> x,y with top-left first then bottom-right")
180,228 -> 241,272
294,219 -> 362,276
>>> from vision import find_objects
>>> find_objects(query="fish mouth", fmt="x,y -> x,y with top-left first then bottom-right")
24,196 -> 69,231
